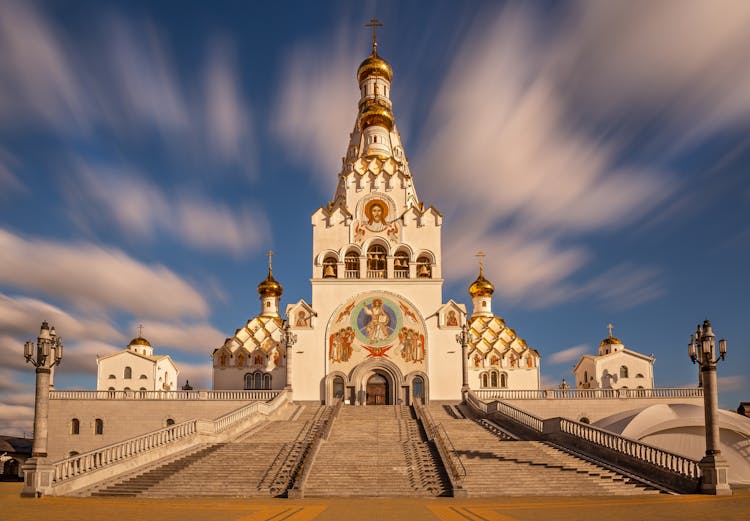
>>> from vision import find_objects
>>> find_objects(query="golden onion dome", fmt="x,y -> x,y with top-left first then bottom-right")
469,271 -> 495,298
357,52 -> 393,83
128,336 -> 152,347
359,100 -> 394,131
257,269 -> 283,298
599,336 -> 623,348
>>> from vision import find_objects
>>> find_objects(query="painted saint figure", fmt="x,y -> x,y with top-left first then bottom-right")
363,298 -> 391,342
296,310 -> 310,327
399,327 -> 425,363
329,327 -> 355,363
365,201 -> 387,232
446,310 -> 458,327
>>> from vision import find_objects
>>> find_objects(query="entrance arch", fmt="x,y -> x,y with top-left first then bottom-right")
366,373 -> 389,405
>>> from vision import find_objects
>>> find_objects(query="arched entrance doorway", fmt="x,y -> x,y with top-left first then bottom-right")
366,373 -> 389,405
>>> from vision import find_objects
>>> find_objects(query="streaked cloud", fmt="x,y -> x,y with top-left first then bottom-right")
178,361 -> 212,390
130,320 -> 225,355
718,375 -> 746,393
548,345 -> 588,365
0,228 -> 208,319
0,149 -> 24,196
66,162 -> 270,256
272,27 -> 360,186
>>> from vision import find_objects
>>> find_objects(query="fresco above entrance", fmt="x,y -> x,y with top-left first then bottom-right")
328,292 -> 426,368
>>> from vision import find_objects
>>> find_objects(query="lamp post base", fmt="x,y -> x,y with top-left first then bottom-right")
20,458 -> 53,498
699,454 -> 732,495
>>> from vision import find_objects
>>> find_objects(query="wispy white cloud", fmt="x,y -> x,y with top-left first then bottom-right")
272,27 -> 360,186
0,149 -> 25,196
718,375 -> 746,393
66,162 -> 270,256
130,320 -> 225,355
0,228 -> 208,319
177,361 -> 212,390
548,345 -> 588,365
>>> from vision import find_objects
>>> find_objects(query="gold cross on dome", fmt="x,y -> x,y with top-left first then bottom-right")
266,250 -> 274,271
607,323 -> 614,337
365,18 -> 383,53
475,251 -> 486,275
137,324 -> 144,337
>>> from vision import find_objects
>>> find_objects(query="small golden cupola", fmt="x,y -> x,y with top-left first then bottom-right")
257,251 -> 283,317
357,19 -> 395,159
598,323 -> 625,355
127,325 -> 153,356
469,252 -> 495,318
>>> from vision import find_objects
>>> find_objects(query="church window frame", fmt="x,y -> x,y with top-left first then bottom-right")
124,366 -> 132,379
500,372 -> 508,388
481,372 -> 489,388
94,418 -> 104,435
345,251 -> 360,279
394,250 -> 409,279
367,244 -> 387,279
620,365 -> 629,378
490,371 -> 498,388
332,376 -> 345,399
71,418 -> 80,435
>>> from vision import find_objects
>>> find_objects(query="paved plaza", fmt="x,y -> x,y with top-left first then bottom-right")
3,483 -> 749,521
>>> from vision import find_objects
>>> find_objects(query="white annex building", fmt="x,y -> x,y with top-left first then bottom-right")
210,42 -> 540,404
97,335 -> 179,392
574,327 -> 655,390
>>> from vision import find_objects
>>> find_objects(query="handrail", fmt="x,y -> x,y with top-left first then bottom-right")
49,390 -> 282,401
467,391 -> 544,433
49,391 -> 288,486
472,387 -> 703,401
288,400 -> 341,498
558,417 -> 700,480
413,401 -> 466,490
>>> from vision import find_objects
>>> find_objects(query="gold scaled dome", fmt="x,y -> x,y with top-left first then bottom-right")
129,336 -> 151,347
359,99 -> 394,131
357,51 -> 393,83
257,268 -> 283,298
469,270 -> 495,298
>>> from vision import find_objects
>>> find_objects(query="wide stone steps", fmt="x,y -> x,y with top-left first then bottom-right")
428,404 -> 660,496
303,406 -> 450,497
90,405 -> 324,497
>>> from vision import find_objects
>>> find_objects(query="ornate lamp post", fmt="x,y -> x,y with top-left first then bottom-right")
22,321 -> 63,497
282,319 -> 297,392
456,323 -> 473,401
688,319 -> 731,495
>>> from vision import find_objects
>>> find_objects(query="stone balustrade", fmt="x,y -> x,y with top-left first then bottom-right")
414,401 -> 466,495
49,390 -> 281,401
473,387 -> 703,401
33,391 -> 289,496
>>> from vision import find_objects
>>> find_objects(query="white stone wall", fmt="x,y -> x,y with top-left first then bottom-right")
575,350 -> 654,389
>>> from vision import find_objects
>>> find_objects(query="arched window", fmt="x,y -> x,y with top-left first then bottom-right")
394,251 -> 409,278
500,373 -> 508,388
579,417 -> 590,424
254,372 -> 262,389
620,365 -> 629,378
124,367 -> 132,379
244,373 -> 253,390
108,374 -> 116,379
108,387 -> 115,391
413,376 -> 424,401
95,419 -> 104,435
68,451 -> 79,457
139,374 -> 147,379
333,376 -> 345,399
71,418 -> 80,435
166,418 -> 175,426
367,245 -> 387,278
263,373 -> 272,390
481,373 -> 488,388
490,371 -> 498,388
636,373 -> 644,378
345,251 -> 360,278
139,387 -> 147,391
323,256 -> 338,278
416,256 -> 432,278
584,370 -> 588,382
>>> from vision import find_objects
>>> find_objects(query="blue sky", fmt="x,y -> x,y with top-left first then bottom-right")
1,0 -> 749,435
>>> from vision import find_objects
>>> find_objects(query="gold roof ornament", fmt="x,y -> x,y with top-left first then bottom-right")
359,99 -> 394,131
469,251 -> 495,297
358,18 -> 393,83
128,324 -> 151,347
599,323 -> 622,347
258,250 -> 283,297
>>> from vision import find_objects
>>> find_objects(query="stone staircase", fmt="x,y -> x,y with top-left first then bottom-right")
429,404 -> 661,496
303,405 -> 450,497
90,405 -> 327,497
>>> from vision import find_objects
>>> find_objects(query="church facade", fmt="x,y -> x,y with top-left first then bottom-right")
211,42 -> 541,403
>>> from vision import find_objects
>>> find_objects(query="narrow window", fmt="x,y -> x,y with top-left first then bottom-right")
95,418 -> 104,435
416,256 -> 432,278
481,373 -> 488,388
620,366 -> 629,378
71,418 -> 80,435
345,251 -> 360,278
263,373 -> 272,390
333,376 -> 345,399
413,376 -> 424,400
124,367 -> 132,379
254,372 -> 262,390
323,256 -> 338,278
367,245 -> 387,278
490,371 -> 498,388
394,251 -> 409,278
500,373 -> 508,388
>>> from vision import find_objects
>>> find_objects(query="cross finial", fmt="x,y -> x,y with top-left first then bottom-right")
137,324 -> 144,337
365,18 -> 383,54
266,250 -> 274,273
607,323 -> 614,337
475,251 -> 486,276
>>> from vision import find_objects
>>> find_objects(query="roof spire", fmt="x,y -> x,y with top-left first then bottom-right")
137,323 -> 144,337
266,250 -> 274,274
365,18 -> 383,55
476,250 -> 486,276
607,323 -> 614,337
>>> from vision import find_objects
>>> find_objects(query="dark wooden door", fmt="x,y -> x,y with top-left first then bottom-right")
366,374 -> 388,405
